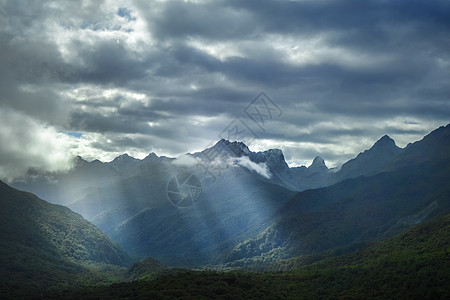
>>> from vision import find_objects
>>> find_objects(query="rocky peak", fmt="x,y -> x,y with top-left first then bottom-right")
259,148 -> 285,164
309,156 -> 327,169
143,152 -> 159,161
370,135 -> 399,151
249,148 -> 288,171
112,153 -> 136,163
335,135 -> 403,181
206,139 -> 251,158
74,155 -> 88,166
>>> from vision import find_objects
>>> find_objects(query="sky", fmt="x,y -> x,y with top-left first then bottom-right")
0,0 -> 449,180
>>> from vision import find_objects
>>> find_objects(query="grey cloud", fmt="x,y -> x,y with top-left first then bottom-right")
0,0 -> 449,179
89,135 -> 151,154
0,108 -> 74,180
138,0 -> 256,41
69,110 -> 151,134
76,41 -> 150,85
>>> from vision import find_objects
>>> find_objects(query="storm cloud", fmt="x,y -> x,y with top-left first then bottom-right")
0,0 -> 449,179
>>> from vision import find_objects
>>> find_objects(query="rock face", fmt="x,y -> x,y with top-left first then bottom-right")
197,139 -> 251,159
308,156 -> 328,172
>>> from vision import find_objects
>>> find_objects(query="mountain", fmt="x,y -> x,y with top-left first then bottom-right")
9,132 -> 410,210
223,125 -> 450,264
198,134 -> 407,194
289,156 -> 331,190
11,139 -> 296,266
3,125 -> 450,297
126,257 -> 167,280
194,139 -> 329,191
45,212 -> 450,299
308,156 -> 328,172
109,154 -> 142,177
193,139 -> 298,190
196,139 -> 252,158
9,138 -> 301,266
12,156 -> 120,206
333,135 -> 403,182
0,180 -> 132,295
107,165 -> 295,266
8,124 -> 450,267
387,124 -> 450,169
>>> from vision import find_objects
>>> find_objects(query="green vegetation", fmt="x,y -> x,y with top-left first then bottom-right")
2,125 -> 450,299
226,156 -> 450,263
127,257 -> 167,280
0,180 -> 133,298
44,212 -> 450,299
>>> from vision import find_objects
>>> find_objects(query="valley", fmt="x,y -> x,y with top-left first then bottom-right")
2,124 -> 450,298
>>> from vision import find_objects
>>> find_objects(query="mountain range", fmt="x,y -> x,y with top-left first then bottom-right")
2,123 -> 450,297
8,124 -> 450,268
224,124 -> 450,265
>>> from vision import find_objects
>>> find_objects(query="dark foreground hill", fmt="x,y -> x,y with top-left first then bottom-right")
0,181 -> 133,297
45,212 -> 450,299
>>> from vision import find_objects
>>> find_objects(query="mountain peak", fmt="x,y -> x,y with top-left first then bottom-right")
217,138 -> 249,149
388,123 -> 450,167
262,148 -> 283,157
74,155 -> 87,165
309,156 -> 328,170
143,152 -> 159,161
311,156 -> 326,166
209,139 -> 251,156
252,148 -> 286,166
90,159 -> 104,165
73,156 -> 101,168
112,153 -> 136,163
336,134 -> 403,180
371,135 -> 398,150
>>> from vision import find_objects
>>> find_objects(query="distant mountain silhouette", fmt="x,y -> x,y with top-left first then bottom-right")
333,135 -> 403,182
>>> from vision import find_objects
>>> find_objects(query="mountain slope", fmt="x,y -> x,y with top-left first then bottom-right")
334,135 -> 403,182
225,125 -> 450,264
273,211 -> 450,298
387,123 -> 450,169
108,166 -> 295,266
46,212 -> 450,299
0,181 -> 133,295
8,124 -> 450,268
10,139 -> 297,267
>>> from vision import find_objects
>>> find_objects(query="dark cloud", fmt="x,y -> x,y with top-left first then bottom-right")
0,0 -> 449,179
77,41 -> 149,84
139,0 -> 256,41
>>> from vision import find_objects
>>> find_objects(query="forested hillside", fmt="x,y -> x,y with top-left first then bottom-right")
0,181 -> 132,297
